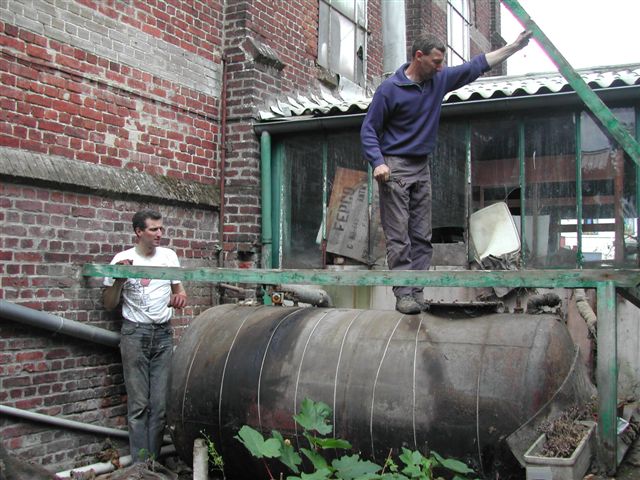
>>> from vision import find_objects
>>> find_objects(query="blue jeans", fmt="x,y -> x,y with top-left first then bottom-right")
120,320 -> 173,462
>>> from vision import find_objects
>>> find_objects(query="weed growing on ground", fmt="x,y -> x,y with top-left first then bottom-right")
200,430 -> 225,474
236,398 -> 479,480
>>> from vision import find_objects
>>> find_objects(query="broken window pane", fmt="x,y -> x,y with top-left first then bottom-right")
580,108 -> 637,267
524,114 -> 577,268
318,0 -> 366,85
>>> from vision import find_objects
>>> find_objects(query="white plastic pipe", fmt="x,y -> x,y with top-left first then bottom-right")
193,438 -> 209,480
56,445 -> 176,478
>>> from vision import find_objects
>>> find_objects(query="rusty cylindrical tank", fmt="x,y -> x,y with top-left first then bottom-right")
167,304 -> 587,477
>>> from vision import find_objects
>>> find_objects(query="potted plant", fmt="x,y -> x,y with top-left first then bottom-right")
523,404 -> 596,480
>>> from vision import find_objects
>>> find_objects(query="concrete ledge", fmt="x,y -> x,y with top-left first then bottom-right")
0,147 -> 219,208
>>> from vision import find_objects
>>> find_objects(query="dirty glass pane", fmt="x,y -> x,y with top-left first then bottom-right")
580,108 -> 637,267
331,0 -> 355,19
332,10 -> 356,80
524,114 -> 577,268
433,120 -> 468,242
471,116 -> 520,212
280,129 -> 373,269
470,116 -> 520,263
281,133 -> 325,269
356,0 -> 366,27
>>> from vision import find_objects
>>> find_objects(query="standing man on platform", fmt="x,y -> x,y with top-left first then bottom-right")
103,209 -> 187,462
361,31 -> 532,314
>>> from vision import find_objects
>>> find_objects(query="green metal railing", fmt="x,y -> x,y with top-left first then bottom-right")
83,263 -> 639,475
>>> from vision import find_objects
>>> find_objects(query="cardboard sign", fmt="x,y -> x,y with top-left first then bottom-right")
326,167 -> 385,264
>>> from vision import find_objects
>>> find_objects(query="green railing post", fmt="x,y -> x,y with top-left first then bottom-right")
518,120 -> 527,266
596,280 -> 617,474
575,112 -> 584,268
260,131 -> 273,269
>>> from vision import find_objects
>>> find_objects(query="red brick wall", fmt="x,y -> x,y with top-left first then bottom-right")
0,23 -> 220,182
1,0 -> 223,469
403,0 -> 501,75
0,180 -> 217,470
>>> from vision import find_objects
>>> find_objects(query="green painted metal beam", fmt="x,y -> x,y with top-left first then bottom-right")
83,264 -> 640,288
596,281 -> 618,474
260,131 -> 273,268
501,0 -> 640,168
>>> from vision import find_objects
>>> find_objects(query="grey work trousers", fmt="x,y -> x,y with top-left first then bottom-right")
120,320 -> 173,462
378,155 -> 433,299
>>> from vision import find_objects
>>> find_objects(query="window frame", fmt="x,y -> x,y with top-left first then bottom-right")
318,0 -> 367,86
447,0 -> 471,66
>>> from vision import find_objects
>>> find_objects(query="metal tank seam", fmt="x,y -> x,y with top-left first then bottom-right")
217,307 -> 253,442
293,309 -> 332,444
474,314 -> 493,471
181,334 -> 208,429
369,314 -> 405,461
412,316 -> 425,449
475,370 -> 484,473
257,308 -> 302,431
332,310 -> 365,434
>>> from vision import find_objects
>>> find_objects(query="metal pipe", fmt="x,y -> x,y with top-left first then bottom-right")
261,131 -> 273,269
218,55 -> 229,267
525,292 -> 561,314
0,404 -> 128,439
55,444 -> 176,478
192,438 -> 209,480
382,0 -> 406,73
575,289 -> 597,337
596,281 -> 618,473
321,137 -> 328,268
279,284 -> 332,308
0,300 -> 120,348
518,119 -> 527,266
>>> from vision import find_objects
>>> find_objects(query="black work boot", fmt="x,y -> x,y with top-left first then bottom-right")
413,294 -> 430,312
395,295 -> 421,314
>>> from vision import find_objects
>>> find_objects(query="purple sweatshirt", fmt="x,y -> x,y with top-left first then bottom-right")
361,55 -> 491,169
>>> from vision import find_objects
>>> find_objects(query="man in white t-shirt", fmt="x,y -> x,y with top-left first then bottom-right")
103,209 -> 187,462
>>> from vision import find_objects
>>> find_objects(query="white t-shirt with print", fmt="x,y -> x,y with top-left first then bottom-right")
103,246 -> 182,325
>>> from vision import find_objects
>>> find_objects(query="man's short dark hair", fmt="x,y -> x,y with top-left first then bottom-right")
132,209 -> 162,232
411,33 -> 446,58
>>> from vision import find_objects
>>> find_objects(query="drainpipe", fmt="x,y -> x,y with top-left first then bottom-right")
0,404 -> 128,439
261,131 -> 273,269
218,54 -> 229,267
382,0 -> 406,73
0,300 -> 120,348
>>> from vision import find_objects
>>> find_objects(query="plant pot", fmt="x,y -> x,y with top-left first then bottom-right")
523,421 -> 596,480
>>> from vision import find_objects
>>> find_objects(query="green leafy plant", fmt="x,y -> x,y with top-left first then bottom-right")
235,398 -> 479,480
200,430 -> 225,473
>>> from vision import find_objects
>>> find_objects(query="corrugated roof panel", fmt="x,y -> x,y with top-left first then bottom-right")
258,63 -> 640,122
